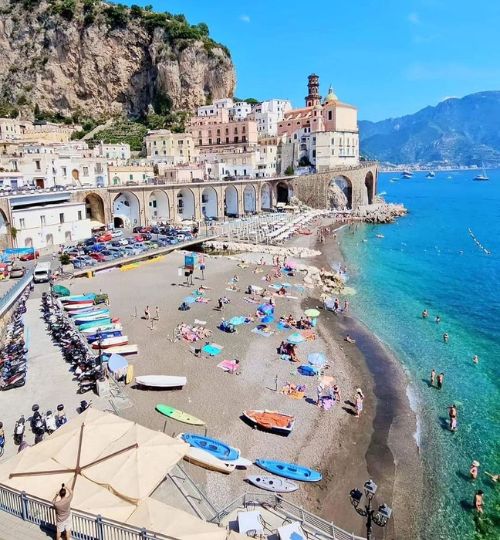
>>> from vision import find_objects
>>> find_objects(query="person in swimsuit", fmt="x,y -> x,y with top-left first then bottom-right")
473,355 -> 479,364
422,309 -> 429,319
448,404 -> 457,431
443,332 -> 449,343
431,369 -> 436,386
470,461 -> 480,480
355,389 -> 364,417
437,372 -> 444,389
474,490 -> 484,513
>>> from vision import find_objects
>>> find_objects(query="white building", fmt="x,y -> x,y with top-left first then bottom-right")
251,99 -> 292,137
93,142 -> 131,165
0,118 -> 23,140
0,172 -> 28,190
9,192 -> 91,250
230,101 -> 252,120
197,98 -> 234,117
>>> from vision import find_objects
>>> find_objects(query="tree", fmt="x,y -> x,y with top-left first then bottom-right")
130,5 -> 142,18
59,253 -> 70,266
285,165 -> 295,176
9,225 -> 18,247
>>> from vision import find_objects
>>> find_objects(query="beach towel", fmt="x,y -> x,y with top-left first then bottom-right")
288,332 -> 305,344
320,396 -> 334,410
251,327 -> 274,337
301,329 -> 317,341
217,359 -> 238,372
308,352 -> 326,367
229,316 -> 248,326
202,343 -> 223,356
244,298 -> 259,304
298,365 -> 318,376
194,319 -> 207,325
277,321 -> 291,330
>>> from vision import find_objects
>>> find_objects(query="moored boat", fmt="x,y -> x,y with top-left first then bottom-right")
60,294 -> 96,304
74,313 -> 111,325
103,344 -> 137,355
246,475 -> 299,493
80,323 -> 122,334
242,410 -> 295,435
78,318 -> 115,331
91,336 -> 128,349
69,308 -> 109,318
255,459 -> 322,482
63,301 -> 94,310
135,375 -> 186,388
181,433 -> 240,461
86,330 -> 123,343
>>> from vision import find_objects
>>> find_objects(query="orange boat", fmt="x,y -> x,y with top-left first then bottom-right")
242,410 -> 295,435
297,228 -> 312,235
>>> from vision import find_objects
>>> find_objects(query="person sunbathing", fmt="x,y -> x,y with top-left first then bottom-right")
277,287 -> 286,296
345,334 -> 356,344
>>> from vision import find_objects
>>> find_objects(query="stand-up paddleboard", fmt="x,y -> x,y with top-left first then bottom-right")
135,375 -> 186,388
182,446 -> 236,474
156,404 -> 205,426
246,475 -> 299,493
104,344 -> 138,355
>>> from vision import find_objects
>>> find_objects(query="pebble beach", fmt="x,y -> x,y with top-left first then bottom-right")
59,219 -> 422,538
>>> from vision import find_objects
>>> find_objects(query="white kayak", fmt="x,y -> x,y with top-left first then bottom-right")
63,302 -> 94,310
182,446 -> 236,474
92,336 -> 129,348
135,375 -> 186,388
246,475 -> 299,493
81,323 -> 122,334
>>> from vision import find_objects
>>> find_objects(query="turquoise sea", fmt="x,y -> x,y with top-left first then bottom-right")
339,170 -> 500,539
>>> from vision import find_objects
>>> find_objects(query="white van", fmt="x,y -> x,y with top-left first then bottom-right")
33,262 -> 51,283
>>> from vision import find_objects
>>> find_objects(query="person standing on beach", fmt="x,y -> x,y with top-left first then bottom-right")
430,369 -> 436,387
474,490 -> 484,513
144,306 -> 150,320
437,372 -> 444,389
355,388 -> 364,417
333,385 -> 341,403
155,306 -> 160,321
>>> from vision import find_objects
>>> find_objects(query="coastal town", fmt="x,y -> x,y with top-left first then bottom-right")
0,2 -> 497,540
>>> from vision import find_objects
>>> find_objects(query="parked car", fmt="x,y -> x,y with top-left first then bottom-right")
90,243 -> 107,252
100,250 -> 120,261
125,180 -> 138,186
72,256 -> 97,268
133,234 -> 144,242
9,265 -> 26,278
141,232 -> 152,241
116,238 -> 128,246
98,232 -> 113,242
19,250 -> 40,261
108,247 -> 125,257
123,246 -> 142,256
89,252 -> 106,263
132,242 -> 148,253
111,230 -> 124,238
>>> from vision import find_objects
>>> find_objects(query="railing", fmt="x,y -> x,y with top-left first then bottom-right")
209,492 -> 365,540
0,483 -> 182,540
0,270 -> 33,319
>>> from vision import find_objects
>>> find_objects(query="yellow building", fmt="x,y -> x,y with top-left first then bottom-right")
144,130 -> 198,165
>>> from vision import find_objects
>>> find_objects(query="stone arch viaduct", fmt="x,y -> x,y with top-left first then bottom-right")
69,163 -> 378,228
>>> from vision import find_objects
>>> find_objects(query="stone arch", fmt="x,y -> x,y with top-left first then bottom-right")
243,185 -> 256,214
24,237 -> 33,248
176,188 -> 195,221
261,183 -> 272,211
276,181 -> 291,204
365,171 -> 374,204
201,187 -> 218,219
329,175 -> 353,210
0,208 -> 7,235
65,231 -> 72,242
113,192 -> 141,228
148,190 -> 169,224
224,185 -> 239,216
46,233 -> 54,246
84,193 -> 106,225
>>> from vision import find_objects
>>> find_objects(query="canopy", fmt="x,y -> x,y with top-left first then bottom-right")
257,303 -> 274,315
304,309 -> 320,318
308,352 -> 326,367
0,409 -> 188,509
262,315 -> 274,324
126,498 -> 229,540
52,285 -> 70,297
287,332 -> 305,345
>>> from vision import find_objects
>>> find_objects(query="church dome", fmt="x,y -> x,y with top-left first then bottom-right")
324,85 -> 338,103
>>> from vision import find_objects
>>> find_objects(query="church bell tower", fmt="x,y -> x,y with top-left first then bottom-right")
305,74 -> 321,107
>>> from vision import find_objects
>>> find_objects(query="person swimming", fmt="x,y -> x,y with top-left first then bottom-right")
422,309 -> 429,318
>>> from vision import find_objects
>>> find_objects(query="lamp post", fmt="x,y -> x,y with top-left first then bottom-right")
349,480 -> 392,540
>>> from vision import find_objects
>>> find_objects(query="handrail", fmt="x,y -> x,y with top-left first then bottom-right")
0,270 -> 33,319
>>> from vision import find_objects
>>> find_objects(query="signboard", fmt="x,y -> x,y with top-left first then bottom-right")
4,248 -> 35,255
184,253 -> 197,270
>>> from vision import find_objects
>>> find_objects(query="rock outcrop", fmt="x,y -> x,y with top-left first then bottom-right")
352,202 -> 407,223
0,0 -> 235,119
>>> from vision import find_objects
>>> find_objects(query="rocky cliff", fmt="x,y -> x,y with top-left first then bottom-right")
0,0 -> 236,119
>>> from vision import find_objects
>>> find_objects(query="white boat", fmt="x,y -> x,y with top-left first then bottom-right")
474,163 -> 489,181
104,344 -> 138,355
426,171 -> 435,178
63,302 -> 94,310
246,475 -> 299,493
81,323 -> 122,334
135,375 -> 186,388
91,336 -> 128,349
182,446 -> 236,474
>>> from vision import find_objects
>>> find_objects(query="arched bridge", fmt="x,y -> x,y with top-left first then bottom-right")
71,163 -> 378,228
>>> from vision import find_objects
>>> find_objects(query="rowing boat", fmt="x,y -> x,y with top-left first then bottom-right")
242,410 -> 295,435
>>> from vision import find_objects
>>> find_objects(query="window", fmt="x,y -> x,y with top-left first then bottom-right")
59,213 -> 64,224
234,127 -> 238,134
62,167 -> 67,176
19,218 -> 25,228
83,167 -> 89,176
226,137 -> 229,143
328,110 -> 333,120
208,138 -> 212,145
129,174 -> 133,180
40,215 -> 46,226
154,150 -> 158,155
35,160 -> 41,171
78,211 -> 82,220
143,174 -> 146,179
216,138 -> 221,144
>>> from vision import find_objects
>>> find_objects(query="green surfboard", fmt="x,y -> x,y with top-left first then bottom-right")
155,404 -> 205,426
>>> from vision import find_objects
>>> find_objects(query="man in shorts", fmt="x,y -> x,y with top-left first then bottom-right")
52,483 -> 73,539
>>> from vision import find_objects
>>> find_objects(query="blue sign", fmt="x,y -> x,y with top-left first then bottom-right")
4,248 -> 35,255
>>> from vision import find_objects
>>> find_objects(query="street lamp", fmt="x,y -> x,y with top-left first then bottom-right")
349,480 -> 392,539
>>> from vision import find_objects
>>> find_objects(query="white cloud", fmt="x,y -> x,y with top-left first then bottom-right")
240,15 -> 251,23
408,12 -> 420,25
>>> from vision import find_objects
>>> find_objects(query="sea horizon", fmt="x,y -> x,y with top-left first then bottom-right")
337,169 -> 500,539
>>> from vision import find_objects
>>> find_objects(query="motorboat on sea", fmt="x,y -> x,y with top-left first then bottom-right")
474,164 -> 489,181
426,171 -> 436,178
401,170 -> 413,179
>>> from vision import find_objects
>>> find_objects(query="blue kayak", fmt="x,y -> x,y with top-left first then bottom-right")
78,318 -> 112,331
74,313 -> 110,325
255,459 -> 322,482
181,433 -> 240,461
87,330 -> 122,343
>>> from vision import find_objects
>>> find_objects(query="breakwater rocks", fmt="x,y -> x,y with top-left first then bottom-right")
203,241 -> 321,258
353,203 -> 408,223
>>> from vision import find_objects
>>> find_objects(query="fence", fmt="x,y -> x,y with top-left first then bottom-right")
209,492 -> 365,540
0,482 -> 177,540
0,270 -> 33,319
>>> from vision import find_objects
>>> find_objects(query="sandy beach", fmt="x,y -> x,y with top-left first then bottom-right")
59,219 -> 422,539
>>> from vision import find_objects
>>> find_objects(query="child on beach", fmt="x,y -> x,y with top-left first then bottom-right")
355,388 -> 364,417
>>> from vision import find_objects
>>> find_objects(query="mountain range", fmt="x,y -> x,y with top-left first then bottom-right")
359,91 -> 500,166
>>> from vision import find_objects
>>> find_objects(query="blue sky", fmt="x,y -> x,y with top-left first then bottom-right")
123,0 -> 500,121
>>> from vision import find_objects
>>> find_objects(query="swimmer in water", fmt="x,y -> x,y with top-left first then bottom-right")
422,309 -> 429,319
435,315 -> 441,324
473,355 -> 479,364
443,332 -> 449,343
430,369 -> 436,386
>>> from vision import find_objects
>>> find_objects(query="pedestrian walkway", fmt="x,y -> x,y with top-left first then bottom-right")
0,507 -> 51,540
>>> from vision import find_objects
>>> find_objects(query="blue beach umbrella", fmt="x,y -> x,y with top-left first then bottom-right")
258,303 -> 274,314
229,316 -> 246,326
288,332 -> 305,345
108,353 -> 128,373
308,352 -> 326,367
262,315 -> 274,324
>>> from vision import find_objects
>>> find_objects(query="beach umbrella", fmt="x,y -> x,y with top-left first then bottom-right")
308,352 -> 326,367
229,316 -> 246,326
288,332 -> 305,345
183,296 -> 197,304
304,309 -> 320,318
285,261 -> 297,269
258,303 -> 274,314
52,285 -> 70,297
108,353 -> 128,373
262,315 -> 274,324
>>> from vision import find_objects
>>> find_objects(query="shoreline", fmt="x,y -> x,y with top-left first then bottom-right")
297,224 -> 424,538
